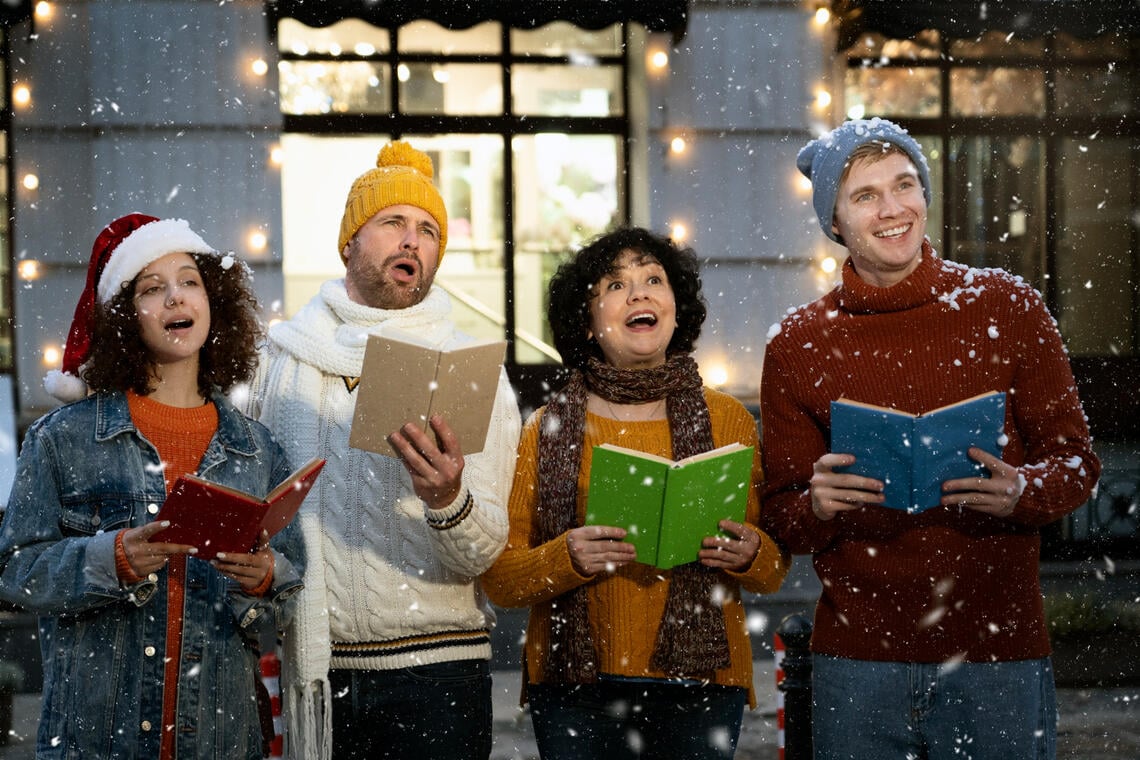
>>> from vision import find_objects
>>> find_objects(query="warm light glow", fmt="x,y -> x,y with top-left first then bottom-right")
269,144 -> 284,167
814,7 -> 831,26
397,64 -> 411,82
846,103 -> 867,120
432,68 -> 450,84
814,89 -> 832,109
248,230 -> 268,252
43,345 -> 62,367
22,174 -> 39,191
34,2 -> 52,21
17,259 -> 41,281
12,84 -> 31,107
670,222 -> 688,242
670,136 -> 687,155
649,49 -> 669,71
797,173 -> 814,194
820,256 -> 838,274
354,42 -> 377,56
706,364 -> 729,388
250,58 -> 269,76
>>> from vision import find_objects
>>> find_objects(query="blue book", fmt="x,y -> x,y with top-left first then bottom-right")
829,391 -> 1006,514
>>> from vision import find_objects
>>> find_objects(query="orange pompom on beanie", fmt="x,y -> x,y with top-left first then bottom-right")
337,140 -> 448,262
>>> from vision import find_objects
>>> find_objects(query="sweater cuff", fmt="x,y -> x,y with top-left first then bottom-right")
115,530 -> 145,586
246,552 -> 275,597
425,488 -> 475,531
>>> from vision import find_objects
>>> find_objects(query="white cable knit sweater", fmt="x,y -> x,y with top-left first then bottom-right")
242,280 -> 521,760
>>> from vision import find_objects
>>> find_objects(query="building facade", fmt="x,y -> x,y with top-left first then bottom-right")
1,0 -> 1137,559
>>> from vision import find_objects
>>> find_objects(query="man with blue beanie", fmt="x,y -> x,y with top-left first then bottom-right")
759,118 -> 1099,759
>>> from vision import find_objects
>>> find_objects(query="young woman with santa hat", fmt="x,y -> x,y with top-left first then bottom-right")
0,213 -> 305,759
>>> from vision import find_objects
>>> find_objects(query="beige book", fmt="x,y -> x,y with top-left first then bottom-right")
349,330 -> 506,457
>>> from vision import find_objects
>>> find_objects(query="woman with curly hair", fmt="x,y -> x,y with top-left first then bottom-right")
0,213 -> 305,759
484,227 -> 790,759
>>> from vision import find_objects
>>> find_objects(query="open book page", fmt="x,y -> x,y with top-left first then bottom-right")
350,332 -> 505,457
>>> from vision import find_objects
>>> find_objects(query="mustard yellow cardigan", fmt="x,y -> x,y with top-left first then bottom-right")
483,387 -> 789,708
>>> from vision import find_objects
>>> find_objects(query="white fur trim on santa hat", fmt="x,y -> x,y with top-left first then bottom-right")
43,369 -> 88,403
96,218 -> 217,304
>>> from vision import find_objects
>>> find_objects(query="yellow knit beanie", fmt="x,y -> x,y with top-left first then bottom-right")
337,141 -> 448,262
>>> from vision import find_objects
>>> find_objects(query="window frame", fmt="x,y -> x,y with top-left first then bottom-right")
276,21 -> 638,409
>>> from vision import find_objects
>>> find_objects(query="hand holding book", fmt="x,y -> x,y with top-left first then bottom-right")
585,443 -> 753,569
829,391 -> 1006,514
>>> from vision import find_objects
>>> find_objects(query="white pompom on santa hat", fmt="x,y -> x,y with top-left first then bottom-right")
43,213 -> 218,403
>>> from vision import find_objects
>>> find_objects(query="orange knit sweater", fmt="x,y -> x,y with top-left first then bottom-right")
483,388 -> 789,708
760,247 -> 1100,663
126,391 -> 217,760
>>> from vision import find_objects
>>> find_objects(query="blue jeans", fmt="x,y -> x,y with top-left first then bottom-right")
813,654 -> 1057,760
329,660 -> 492,759
529,677 -> 747,760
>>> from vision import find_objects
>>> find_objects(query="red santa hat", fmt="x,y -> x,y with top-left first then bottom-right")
43,213 -> 219,403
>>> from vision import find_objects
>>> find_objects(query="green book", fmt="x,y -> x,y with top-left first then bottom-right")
585,442 -> 753,570
830,390 -> 1006,514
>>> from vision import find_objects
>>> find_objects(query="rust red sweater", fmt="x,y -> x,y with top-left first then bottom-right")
759,245 -> 1099,663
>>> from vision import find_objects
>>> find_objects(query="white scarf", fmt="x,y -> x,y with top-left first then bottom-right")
271,278 -> 456,375
270,280 -> 456,760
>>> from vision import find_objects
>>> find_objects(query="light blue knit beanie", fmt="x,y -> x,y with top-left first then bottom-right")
796,117 -> 932,243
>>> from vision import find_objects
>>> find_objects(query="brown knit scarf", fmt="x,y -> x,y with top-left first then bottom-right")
536,353 -> 731,683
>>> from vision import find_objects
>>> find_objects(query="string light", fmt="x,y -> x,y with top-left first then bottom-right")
670,222 -> 688,242
12,84 -> 31,107
34,2 -> 52,21
648,49 -> 669,72
248,230 -> 268,253
42,345 -> 61,367
17,260 -> 41,281
705,364 -> 729,388
670,136 -> 687,155
22,174 -> 39,191
813,7 -> 831,27
250,58 -> 269,77
820,256 -> 838,274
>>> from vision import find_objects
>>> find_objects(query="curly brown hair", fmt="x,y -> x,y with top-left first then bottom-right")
83,253 -> 263,397
546,227 -> 707,371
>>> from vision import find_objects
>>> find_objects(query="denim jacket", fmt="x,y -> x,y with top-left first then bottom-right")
0,392 -> 305,759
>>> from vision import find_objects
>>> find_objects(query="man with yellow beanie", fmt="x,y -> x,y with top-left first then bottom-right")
242,141 -> 521,760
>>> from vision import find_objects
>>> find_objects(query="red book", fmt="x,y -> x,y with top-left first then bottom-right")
154,458 -> 324,560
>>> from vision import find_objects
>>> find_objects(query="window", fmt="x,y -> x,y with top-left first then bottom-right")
843,29 -> 1140,360
276,19 -> 633,379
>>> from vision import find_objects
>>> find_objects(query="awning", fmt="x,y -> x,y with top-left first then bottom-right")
0,0 -> 32,28
832,0 -> 1140,50
266,1 -> 689,42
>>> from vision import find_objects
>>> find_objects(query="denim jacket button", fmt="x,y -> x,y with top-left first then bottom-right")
147,503 -> 160,514
91,515 -> 101,526
140,720 -> 153,732
144,646 -> 156,656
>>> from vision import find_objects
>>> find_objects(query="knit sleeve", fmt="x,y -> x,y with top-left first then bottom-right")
424,368 -> 522,576
758,332 -> 842,555
1003,283 -> 1100,526
483,409 -> 590,608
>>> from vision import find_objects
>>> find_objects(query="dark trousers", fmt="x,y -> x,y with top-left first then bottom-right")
529,677 -> 747,760
329,660 -> 492,760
